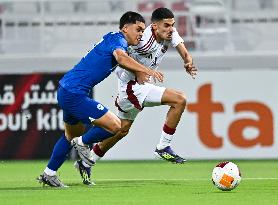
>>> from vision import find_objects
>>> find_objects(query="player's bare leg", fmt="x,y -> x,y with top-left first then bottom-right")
161,88 -> 186,129
98,119 -> 133,152
155,88 -> 187,163
87,119 -> 132,163
64,122 -> 86,141
92,110 -> 122,134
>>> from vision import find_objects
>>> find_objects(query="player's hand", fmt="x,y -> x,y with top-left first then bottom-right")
136,69 -> 164,84
136,71 -> 151,84
150,70 -> 164,83
184,58 -> 197,79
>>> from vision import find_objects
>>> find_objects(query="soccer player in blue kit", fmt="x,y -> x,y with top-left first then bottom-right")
37,11 -> 163,187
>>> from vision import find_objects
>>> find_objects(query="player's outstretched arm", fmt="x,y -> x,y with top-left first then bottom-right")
113,49 -> 164,83
176,43 -> 198,79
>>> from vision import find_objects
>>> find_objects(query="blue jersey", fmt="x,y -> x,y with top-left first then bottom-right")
59,32 -> 128,95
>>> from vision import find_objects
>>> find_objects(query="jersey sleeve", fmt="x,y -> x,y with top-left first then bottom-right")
110,34 -> 128,53
171,27 -> 184,47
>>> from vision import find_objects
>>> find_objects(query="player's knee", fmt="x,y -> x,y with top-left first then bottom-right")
108,119 -> 121,134
175,92 -> 187,109
117,121 -> 131,139
120,128 -> 130,138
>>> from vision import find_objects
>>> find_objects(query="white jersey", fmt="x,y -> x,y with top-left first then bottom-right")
115,25 -> 184,83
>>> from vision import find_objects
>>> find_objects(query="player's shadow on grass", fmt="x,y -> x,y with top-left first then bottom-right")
0,180 -> 190,190
0,186 -> 64,191
70,180 -> 184,188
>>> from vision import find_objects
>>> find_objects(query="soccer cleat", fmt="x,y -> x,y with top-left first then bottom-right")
37,172 -> 68,188
71,138 -> 95,166
154,146 -> 187,164
74,160 -> 95,186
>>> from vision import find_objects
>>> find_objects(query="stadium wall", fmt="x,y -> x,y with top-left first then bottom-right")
0,52 -> 277,160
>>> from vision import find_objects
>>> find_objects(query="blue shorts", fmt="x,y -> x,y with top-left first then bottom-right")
57,86 -> 108,125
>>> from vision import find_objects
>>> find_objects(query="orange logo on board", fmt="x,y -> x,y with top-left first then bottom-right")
187,83 -> 274,148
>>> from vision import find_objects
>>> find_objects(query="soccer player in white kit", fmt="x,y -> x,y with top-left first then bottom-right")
73,8 -> 197,185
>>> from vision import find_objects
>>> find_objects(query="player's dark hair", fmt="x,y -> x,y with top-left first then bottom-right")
151,7 -> 174,22
119,11 -> 145,29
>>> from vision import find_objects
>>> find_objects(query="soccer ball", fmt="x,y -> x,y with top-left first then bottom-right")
211,161 -> 241,191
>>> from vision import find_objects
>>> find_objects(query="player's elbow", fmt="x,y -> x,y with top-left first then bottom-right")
114,49 -> 127,66
116,55 -> 127,67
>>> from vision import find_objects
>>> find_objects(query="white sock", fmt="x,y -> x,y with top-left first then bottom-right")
156,131 -> 174,150
44,167 -> 56,176
78,136 -> 85,146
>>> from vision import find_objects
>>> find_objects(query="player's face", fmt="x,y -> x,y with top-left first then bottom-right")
152,18 -> 175,41
123,21 -> 145,46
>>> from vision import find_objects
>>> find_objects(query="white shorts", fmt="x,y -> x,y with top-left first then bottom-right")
116,80 -> 166,121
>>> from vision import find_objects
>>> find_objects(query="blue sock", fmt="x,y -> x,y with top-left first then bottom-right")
47,134 -> 72,171
82,126 -> 114,145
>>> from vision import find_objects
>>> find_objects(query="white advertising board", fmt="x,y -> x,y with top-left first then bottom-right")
1,54 -> 277,160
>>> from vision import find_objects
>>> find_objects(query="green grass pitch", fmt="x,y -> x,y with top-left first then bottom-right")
0,160 -> 278,205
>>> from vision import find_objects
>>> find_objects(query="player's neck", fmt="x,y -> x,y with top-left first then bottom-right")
151,28 -> 162,43
120,30 -> 131,46
156,36 -> 163,43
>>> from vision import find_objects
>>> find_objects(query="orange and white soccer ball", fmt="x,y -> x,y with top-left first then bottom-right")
212,161 -> 241,191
